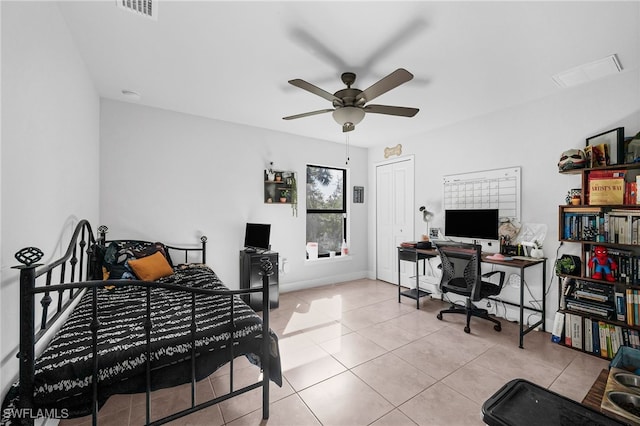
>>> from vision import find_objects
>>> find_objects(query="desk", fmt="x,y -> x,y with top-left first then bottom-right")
397,246 -> 546,348
397,247 -> 438,309
481,254 -> 546,348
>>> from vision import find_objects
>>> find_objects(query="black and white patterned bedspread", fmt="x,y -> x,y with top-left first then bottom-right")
1,264 -> 281,422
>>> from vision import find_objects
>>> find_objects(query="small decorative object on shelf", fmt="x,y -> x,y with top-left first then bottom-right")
530,240 -> 544,259
566,188 -> 581,205
558,149 -> 586,172
588,245 -> 617,282
267,162 -> 275,181
555,255 -> 581,276
624,131 -> 640,164
586,127 -> 624,166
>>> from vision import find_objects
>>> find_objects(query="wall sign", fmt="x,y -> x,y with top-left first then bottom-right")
353,186 -> 364,203
384,144 -> 402,158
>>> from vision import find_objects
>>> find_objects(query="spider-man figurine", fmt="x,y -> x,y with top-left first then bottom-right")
588,245 -> 617,282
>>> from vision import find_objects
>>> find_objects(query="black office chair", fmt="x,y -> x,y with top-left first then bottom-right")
435,242 -> 505,333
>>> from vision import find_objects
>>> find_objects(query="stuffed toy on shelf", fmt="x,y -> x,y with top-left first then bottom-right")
588,245 -> 617,282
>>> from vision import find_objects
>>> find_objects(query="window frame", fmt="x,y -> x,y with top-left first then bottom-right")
306,164 -> 347,258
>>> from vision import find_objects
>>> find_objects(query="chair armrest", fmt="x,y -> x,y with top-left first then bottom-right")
482,270 -> 505,284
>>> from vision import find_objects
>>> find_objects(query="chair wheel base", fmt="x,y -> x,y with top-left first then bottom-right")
437,313 -> 443,320
464,326 -> 470,333
494,324 -> 502,332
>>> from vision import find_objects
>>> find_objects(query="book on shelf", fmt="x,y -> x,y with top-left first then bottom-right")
592,319 -> 601,356
551,311 -> 564,343
584,317 -> 593,352
588,169 -> 626,205
575,289 -> 609,303
633,289 -> 640,325
611,324 -> 620,357
571,313 -> 583,350
625,288 -> 635,325
626,181 -> 638,205
610,324 -> 624,358
615,290 -> 626,322
564,313 -> 572,346
630,329 -> 640,349
598,321 -> 609,359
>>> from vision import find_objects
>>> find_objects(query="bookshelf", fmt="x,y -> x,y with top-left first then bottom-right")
558,163 -> 640,359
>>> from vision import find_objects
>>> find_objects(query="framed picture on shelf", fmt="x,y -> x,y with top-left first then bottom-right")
623,136 -> 640,164
586,127 -> 624,166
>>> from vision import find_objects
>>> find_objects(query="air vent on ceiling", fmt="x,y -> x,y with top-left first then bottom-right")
116,0 -> 158,20
552,54 -> 622,88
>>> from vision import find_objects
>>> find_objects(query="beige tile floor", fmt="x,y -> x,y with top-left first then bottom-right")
62,278 -> 609,426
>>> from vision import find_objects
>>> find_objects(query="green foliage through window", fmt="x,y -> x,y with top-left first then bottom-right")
306,165 -> 346,256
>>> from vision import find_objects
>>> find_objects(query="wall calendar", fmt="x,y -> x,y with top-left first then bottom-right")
443,166 -> 521,222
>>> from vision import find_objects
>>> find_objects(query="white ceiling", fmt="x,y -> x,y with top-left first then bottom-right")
56,1 -> 640,147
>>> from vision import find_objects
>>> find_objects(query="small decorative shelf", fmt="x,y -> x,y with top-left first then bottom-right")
264,170 -> 297,215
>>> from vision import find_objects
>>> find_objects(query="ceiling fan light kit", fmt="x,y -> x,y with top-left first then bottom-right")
333,107 -> 365,129
283,68 -> 419,133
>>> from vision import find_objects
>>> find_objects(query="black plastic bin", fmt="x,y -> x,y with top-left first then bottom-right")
482,378 -> 628,426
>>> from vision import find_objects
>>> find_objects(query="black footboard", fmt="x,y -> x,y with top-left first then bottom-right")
4,220 -> 278,426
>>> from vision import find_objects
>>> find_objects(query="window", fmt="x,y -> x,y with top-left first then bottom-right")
306,165 -> 347,257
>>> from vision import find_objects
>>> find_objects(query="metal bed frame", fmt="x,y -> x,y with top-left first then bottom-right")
11,219 -> 274,425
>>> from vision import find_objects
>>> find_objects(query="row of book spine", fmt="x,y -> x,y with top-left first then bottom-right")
563,211 -> 640,244
561,312 -> 640,359
624,288 -> 640,326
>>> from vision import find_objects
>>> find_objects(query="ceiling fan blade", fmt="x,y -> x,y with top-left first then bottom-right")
361,19 -> 427,70
289,27 -> 348,71
356,68 -> 414,103
364,104 -> 419,117
288,79 -> 342,104
283,109 -> 334,120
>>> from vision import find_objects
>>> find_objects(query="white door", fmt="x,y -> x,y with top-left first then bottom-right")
376,157 -> 414,284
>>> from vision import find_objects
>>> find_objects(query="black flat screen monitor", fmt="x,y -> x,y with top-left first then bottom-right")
244,223 -> 271,250
444,209 -> 499,241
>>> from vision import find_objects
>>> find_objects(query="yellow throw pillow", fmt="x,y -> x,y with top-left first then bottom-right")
128,251 -> 174,281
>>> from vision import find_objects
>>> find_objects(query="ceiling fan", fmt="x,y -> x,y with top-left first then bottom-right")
283,68 -> 419,132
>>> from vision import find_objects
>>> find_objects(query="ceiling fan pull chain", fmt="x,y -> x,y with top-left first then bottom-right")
345,133 -> 350,165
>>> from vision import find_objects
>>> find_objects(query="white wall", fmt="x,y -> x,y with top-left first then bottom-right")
0,2 -> 100,397
368,69 -> 640,331
99,99 -> 369,292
